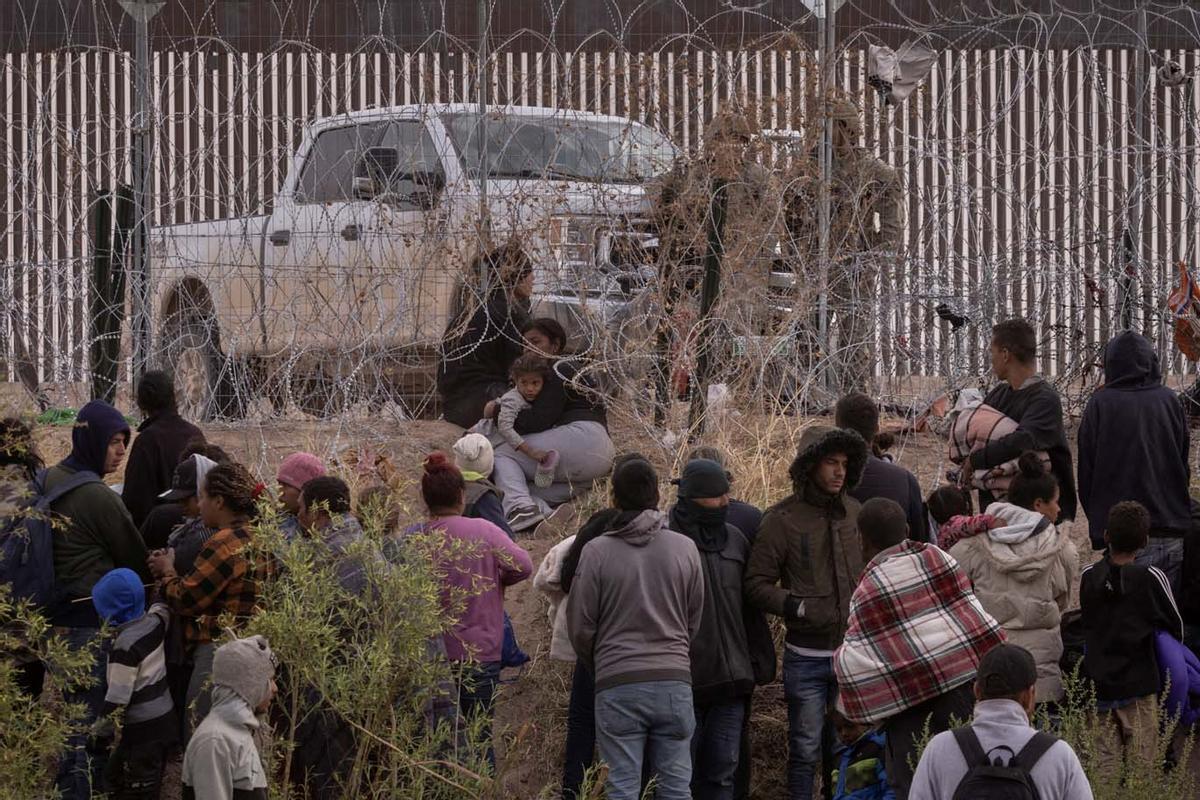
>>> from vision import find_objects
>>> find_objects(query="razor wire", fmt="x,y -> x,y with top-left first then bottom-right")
4,1 -> 1200,444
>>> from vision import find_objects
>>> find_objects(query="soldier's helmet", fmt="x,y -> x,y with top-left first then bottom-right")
707,107 -> 757,146
828,92 -> 864,141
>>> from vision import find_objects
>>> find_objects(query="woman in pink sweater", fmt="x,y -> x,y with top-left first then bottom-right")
417,452 -> 533,768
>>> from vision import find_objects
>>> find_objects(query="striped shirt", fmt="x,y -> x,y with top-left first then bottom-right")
162,525 -> 262,649
102,603 -> 175,740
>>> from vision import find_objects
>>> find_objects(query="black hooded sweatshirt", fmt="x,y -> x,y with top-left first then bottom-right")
977,377 -> 1077,522
1078,332 -> 1191,548
436,293 -> 530,428
1080,556 -> 1184,701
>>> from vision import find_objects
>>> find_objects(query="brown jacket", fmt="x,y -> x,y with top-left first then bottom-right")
745,426 -> 868,651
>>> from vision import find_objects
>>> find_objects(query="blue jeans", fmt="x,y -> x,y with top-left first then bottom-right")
692,699 -> 747,800
1136,536 -> 1185,597
54,627 -> 111,799
595,680 -> 695,800
457,661 -> 503,770
783,650 -> 836,800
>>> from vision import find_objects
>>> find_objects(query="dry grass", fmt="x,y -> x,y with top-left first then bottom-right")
9,383 -> 1200,797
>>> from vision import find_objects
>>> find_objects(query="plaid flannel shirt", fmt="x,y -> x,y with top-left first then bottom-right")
833,539 -> 1005,724
161,525 -> 260,649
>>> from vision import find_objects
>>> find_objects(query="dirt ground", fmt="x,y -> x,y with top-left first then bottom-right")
0,383 -> 1130,798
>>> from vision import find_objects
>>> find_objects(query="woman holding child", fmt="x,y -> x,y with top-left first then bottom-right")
490,317 -> 615,532
946,453 -> 1078,703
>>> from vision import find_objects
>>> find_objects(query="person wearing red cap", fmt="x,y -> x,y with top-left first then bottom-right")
276,452 -> 325,540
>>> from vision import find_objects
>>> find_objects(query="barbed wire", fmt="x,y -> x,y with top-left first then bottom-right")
3,1 -> 1200,451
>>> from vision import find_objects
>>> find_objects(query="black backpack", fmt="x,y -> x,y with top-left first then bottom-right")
951,727 -> 1058,800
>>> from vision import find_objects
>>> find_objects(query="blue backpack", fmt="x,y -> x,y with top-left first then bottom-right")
0,468 -> 102,609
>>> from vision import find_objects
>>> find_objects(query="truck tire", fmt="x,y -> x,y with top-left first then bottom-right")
162,314 -> 246,422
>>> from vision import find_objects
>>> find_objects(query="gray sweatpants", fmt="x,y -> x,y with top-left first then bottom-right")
492,421 -> 615,517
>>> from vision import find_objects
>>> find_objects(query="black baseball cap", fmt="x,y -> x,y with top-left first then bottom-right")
158,455 -> 202,502
976,643 -> 1038,699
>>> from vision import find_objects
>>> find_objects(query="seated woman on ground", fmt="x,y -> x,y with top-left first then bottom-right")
489,318 -> 616,532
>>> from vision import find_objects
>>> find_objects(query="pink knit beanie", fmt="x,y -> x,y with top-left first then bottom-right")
277,452 -> 326,489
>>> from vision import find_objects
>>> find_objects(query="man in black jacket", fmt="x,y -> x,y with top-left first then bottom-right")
122,370 -> 203,528
835,393 -> 928,542
964,318 -> 1077,521
1079,332 -> 1191,590
668,459 -> 770,800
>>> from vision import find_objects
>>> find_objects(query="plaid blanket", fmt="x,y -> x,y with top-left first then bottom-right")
948,402 -> 1049,497
833,540 -> 1006,724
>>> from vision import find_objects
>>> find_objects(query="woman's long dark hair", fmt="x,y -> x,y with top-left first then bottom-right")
0,418 -> 43,480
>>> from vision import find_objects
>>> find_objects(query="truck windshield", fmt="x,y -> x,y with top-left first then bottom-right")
441,112 -> 676,184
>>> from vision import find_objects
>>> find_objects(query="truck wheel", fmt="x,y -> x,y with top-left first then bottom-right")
163,315 -> 246,422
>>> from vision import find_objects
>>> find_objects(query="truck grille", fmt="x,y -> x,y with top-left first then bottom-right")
550,215 -> 658,299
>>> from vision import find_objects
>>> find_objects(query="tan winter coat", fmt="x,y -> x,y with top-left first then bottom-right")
949,502 -> 1078,701
533,534 -> 576,663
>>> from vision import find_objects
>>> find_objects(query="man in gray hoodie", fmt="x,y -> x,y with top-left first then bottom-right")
909,643 -> 1093,800
567,457 -> 705,800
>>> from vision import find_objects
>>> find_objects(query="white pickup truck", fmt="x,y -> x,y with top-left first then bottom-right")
150,103 -> 676,418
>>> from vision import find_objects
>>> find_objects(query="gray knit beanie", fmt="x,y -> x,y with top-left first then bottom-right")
212,635 -> 276,708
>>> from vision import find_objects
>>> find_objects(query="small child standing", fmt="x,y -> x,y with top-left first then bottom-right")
91,567 -> 177,799
472,353 -> 559,488
830,709 -> 894,800
1081,500 -> 1185,772
452,433 -> 513,535
182,634 -> 277,800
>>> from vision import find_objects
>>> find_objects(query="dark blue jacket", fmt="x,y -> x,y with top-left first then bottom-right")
726,499 -> 763,542
850,457 -> 928,543
1078,332 -> 1191,548
463,479 -> 514,538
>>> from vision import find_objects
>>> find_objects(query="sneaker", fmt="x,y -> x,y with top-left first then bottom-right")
535,450 -> 560,489
507,506 -> 544,533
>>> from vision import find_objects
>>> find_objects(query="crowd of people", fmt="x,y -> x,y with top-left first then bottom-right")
3,309 -> 1200,800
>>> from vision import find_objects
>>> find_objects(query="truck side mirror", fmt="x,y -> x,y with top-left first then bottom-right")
354,147 -> 401,199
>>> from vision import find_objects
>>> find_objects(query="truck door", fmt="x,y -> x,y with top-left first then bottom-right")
354,118 -> 453,349
263,121 -> 388,353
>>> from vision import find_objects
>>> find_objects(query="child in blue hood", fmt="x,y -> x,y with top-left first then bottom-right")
831,709 -> 895,800
93,567 -> 176,798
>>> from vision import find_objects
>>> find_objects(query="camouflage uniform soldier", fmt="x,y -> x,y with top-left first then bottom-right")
653,108 -> 784,396
785,95 -> 902,395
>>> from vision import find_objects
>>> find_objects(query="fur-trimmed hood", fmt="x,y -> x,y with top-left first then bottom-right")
787,425 -> 869,496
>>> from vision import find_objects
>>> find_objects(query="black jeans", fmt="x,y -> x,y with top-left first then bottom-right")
457,661 -> 503,770
734,693 -> 753,800
881,682 -> 975,800
105,737 -> 169,800
562,661 -> 597,800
